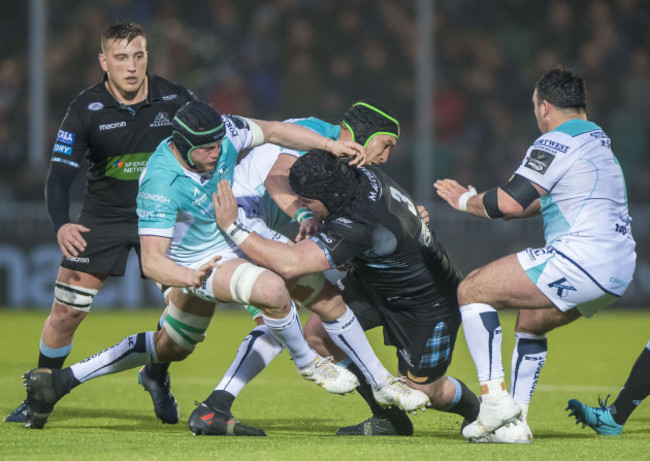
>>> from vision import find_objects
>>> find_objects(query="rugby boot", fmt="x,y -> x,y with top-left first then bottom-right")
336,407 -> 414,436
188,402 -> 266,436
566,397 -> 623,436
4,401 -> 29,423
138,366 -> 179,424
297,355 -> 359,394
372,376 -> 430,413
461,388 -> 522,442
23,368 -> 70,429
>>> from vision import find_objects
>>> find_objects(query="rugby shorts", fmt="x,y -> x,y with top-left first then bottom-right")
338,274 -> 461,384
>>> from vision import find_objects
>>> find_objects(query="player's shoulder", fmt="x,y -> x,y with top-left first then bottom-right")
534,119 -> 602,152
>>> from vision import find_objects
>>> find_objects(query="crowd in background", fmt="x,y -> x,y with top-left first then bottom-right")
1,0 -> 649,203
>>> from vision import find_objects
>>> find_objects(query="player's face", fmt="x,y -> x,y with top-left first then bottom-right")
99,36 -> 148,100
364,133 -> 398,164
299,198 -> 329,221
189,142 -> 223,172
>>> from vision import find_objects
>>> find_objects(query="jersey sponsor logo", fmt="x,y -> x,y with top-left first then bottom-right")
99,121 -> 127,131
533,138 -> 569,153
193,191 -> 209,207
398,348 -> 414,368
66,256 -> 89,264
361,168 -> 380,201
150,111 -> 171,128
228,115 -> 250,130
193,187 -> 201,197
332,217 -> 353,227
548,277 -> 576,297
525,246 -> 553,260
137,208 -> 155,220
138,191 -> 171,203
162,94 -> 178,101
609,276 -> 629,289
523,149 -> 555,174
88,102 -> 103,111
53,143 -> 72,155
56,130 -> 75,145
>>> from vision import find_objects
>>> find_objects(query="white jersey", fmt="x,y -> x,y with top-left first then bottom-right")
514,118 -> 636,297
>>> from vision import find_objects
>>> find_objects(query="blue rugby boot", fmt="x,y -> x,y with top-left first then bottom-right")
4,401 -> 29,423
138,366 -> 179,424
566,396 -> 623,436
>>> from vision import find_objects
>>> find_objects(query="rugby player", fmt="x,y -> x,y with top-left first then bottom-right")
5,23 -> 195,425
213,149 -> 481,437
434,67 -> 637,443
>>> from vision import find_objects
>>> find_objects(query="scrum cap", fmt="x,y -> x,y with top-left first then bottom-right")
289,149 -> 359,213
171,101 -> 226,167
342,99 -> 399,147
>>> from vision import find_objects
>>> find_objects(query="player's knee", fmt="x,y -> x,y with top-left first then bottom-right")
159,301 -> 212,360
457,278 -> 473,306
233,263 -> 289,309
54,282 -> 98,313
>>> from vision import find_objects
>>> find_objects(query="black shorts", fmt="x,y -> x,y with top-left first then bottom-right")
339,275 -> 461,384
60,216 -> 143,277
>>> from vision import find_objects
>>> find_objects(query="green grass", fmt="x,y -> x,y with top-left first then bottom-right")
1,308 -> 649,460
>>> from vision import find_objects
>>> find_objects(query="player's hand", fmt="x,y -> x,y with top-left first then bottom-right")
416,205 -> 430,225
295,218 -> 320,242
191,255 -> 221,288
433,179 -> 473,211
212,180 -> 239,230
328,139 -> 367,166
57,223 -> 90,259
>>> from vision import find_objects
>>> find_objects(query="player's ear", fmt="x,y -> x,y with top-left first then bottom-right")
98,53 -> 108,72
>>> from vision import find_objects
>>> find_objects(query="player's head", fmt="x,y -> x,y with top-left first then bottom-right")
99,23 -> 148,98
533,67 -> 587,133
171,101 -> 226,171
342,99 -> 399,164
289,149 -> 359,215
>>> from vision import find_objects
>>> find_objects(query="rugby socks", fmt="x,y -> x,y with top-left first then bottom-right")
439,376 -> 481,422
262,301 -> 316,368
609,342 -> 650,425
345,362 -> 387,416
214,325 -> 284,400
322,306 -> 391,388
143,314 -> 171,382
510,332 -> 547,415
460,303 -> 505,383
69,331 -> 158,383
38,339 -> 73,369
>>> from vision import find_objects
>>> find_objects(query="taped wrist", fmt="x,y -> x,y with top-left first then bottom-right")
482,188 -> 505,218
458,186 -> 477,212
294,208 -> 313,223
225,220 -> 252,246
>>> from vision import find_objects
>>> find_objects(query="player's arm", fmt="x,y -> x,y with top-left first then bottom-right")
213,180 -> 330,279
251,118 -> 366,165
433,174 -> 546,219
264,153 -> 319,240
140,235 -> 219,288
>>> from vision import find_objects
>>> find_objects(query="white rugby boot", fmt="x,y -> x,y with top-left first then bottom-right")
462,380 -> 522,442
372,376 -> 430,413
489,417 -> 533,443
297,355 -> 359,394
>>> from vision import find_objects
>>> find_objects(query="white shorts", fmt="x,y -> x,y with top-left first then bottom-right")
184,214 -> 289,303
517,245 -> 619,318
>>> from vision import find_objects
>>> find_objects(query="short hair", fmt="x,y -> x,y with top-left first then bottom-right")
535,67 -> 587,111
101,23 -> 146,52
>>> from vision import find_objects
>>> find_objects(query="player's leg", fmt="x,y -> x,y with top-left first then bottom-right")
457,253 -> 554,441
22,290 -> 215,429
567,340 -> 650,435
5,267 -> 105,423
209,258 -> 358,395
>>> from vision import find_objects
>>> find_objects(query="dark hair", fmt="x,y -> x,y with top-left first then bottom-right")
289,149 -> 359,213
101,23 -> 146,51
535,67 -> 587,111
341,99 -> 399,147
